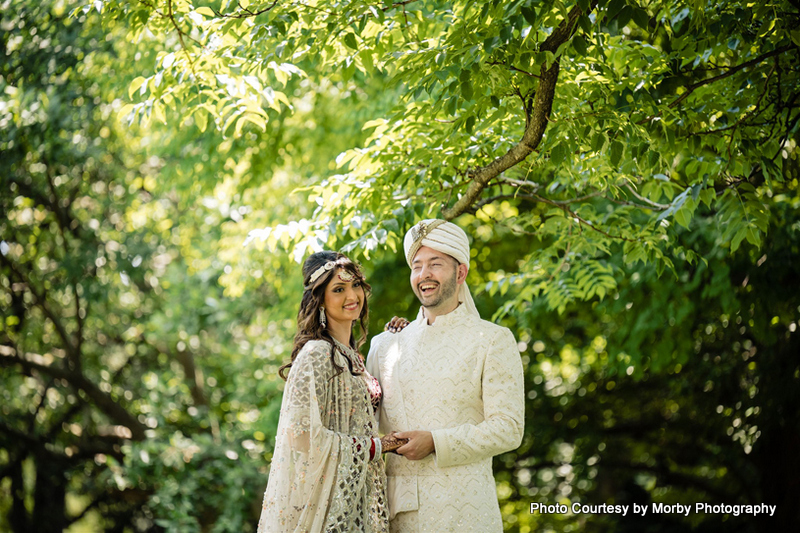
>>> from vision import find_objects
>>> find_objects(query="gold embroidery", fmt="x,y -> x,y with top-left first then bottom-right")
337,269 -> 355,282
407,219 -> 446,263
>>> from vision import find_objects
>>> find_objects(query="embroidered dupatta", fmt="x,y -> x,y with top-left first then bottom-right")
258,339 -> 389,532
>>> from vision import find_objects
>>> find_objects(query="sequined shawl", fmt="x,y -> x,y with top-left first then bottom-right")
258,339 -> 389,533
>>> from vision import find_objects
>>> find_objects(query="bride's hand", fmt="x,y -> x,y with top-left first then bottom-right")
384,316 -> 410,333
380,432 -> 410,454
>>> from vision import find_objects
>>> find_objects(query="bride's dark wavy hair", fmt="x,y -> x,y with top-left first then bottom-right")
278,251 -> 371,381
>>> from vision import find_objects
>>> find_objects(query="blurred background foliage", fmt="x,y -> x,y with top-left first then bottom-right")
1,0 -> 798,532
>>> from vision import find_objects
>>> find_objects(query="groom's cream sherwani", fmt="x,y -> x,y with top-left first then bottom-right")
366,304 -> 524,532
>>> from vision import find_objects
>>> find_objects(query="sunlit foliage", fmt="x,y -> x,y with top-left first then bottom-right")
2,0 -> 799,532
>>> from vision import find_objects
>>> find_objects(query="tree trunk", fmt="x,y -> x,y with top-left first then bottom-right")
31,454 -> 67,533
8,458 -> 29,533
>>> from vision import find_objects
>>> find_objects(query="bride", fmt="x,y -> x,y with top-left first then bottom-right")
257,251 -> 397,532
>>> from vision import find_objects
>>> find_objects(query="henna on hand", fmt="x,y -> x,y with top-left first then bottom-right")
380,432 -> 410,453
384,316 -> 411,333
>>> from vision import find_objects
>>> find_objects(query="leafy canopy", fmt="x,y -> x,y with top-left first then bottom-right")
97,0 -> 798,313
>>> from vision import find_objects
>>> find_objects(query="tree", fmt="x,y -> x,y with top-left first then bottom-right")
1,2 -> 292,531
1,2 -> 151,529
98,0 -> 798,308
2,0 -> 799,532
498,199 -> 799,532
100,1 -> 798,531
2,2 -> 416,531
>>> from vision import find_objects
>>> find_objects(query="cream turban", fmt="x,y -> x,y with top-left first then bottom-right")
403,219 -> 479,317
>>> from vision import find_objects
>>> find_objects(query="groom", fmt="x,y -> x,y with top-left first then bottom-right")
366,219 -> 525,532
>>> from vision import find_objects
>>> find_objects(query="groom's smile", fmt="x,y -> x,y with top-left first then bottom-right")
418,281 -> 439,295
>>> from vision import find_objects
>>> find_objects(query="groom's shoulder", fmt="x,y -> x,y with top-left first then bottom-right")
470,315 -> 505,333
471,317 -> 516,343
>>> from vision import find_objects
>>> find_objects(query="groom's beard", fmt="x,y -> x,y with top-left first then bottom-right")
414,269 -> 458,310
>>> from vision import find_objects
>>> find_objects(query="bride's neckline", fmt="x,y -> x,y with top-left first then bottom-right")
331,336 -> 354,353
331,337 -> 365,371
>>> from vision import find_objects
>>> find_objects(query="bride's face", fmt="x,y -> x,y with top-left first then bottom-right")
323,268 -> 365,326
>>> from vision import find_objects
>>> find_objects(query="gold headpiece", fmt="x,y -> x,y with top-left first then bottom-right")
304,259 -> 356,290
406,219 -> 447,264
304,261 -> 335,290
337,269 -> 355,282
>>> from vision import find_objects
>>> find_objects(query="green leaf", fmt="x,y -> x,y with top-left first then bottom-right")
674,206 -> 691,229
578,14 -> 593,33
551,143 -> 567,164
196,7 -> 215,17
610,140 -> 623,167
760,156 -> 784,185
344,33 -> 358,50
691,184 -> 701,202
129,76 -> 146,99
591,132 -> 606,152
606,0 -> 627,21
461,81 -> 473,101
359,50 -> 374,73
446,95 -> 458,116
699,188 -> 716,207
520,6 -> 536,26
745,227 -> 761,247
616,6 -> 633,28
572,34 -> 588,56
465,115 -> 476,134
632,7 -> 649,29
730,226 -> 747,252
194,109 -> 208,132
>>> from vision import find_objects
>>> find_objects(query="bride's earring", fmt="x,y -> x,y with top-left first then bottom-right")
319,307 -> 327,328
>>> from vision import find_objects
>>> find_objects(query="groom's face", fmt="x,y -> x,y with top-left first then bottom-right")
410,246 -> 460,310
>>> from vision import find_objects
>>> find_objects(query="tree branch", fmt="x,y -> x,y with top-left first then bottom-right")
670,47 -> 790,110
723,62 -> 778,167
0,254 -> 79,363
216,0 -> 281,19
623,183 -> 670,210
0,349 -> 147,441
173,347 -> 208,407
499,176 -> 541,191
72,281 -> 84,358
471,194 -> 522,212
442,2 -> 595,219
638,46 -> 792,125
487,60 -> 542,79
559,206 -> 636,242
472,191 -> 636,242
28,376 -> 56,434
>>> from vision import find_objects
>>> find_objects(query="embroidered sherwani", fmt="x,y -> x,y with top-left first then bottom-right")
366,305 -> 524,532
258,339 -> 389,533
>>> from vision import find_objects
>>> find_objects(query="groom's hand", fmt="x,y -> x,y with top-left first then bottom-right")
394,430 -> 434,460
